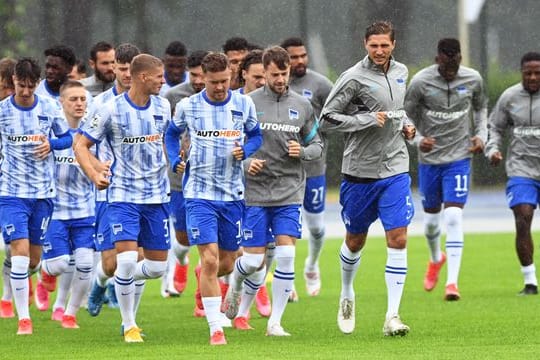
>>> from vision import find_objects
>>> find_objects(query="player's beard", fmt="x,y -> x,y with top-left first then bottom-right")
96,69 -> 115,83
293,65 -> 307,77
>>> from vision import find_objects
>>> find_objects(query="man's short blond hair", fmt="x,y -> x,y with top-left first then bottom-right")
130,54 -> 163,76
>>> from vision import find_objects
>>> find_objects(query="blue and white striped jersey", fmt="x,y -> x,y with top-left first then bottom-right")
52,128 -> 95,220
83,92 -> 171,204
85,86 -> 118,202
171,89 -> 258,201
35,79 -> 60,101
0,95 -> 70,198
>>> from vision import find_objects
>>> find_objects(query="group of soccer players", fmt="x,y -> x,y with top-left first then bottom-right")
1,19 -> 539,345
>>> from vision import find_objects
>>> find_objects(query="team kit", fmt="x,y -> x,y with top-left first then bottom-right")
0,20 -> 539,345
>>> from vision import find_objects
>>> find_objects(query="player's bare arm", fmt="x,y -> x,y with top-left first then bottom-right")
74,135 -> 110,190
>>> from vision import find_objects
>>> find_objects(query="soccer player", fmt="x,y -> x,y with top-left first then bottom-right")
35,45 -> 77,101
33,45 -> 94,312
0,58 -> 16,99
80,41 -> 116,96
224,46 -> 323,336
75,54 -> 171,343
41,80 -> 95,329
160,41 -> 188,96
235,49 -> 273,317
486,52 -> 540,295
319,21 -> 416,336
68,60 -> 87,81
161,50 -> 208,299
85,43 -> 141,316
0,57 -> 72,334
164,52 -> 262,345
238,49 -> 266,95
223,37 -> 249,90
0,57 -> 16,319
165,50 -> 208,115
281,37 -> 333,299
404,38 -> 487,300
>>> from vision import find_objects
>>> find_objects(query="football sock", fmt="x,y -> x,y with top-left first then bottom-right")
65,248 -> 93,316
521,264 -> 538,286
10,256 -> 30,320
202,296 -> 223,335
304,211 -> 326,271
268,245 -> 295,327
238,267 -> 266,318
424,212 -> 442,263
339,242 -> 361,300
114,251 -> 138,330
385,247 -> 407,319
445,207 -> 464,285
53,256 -> 75,311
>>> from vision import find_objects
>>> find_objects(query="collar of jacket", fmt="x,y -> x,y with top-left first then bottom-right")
263,85 -> 290,101
361,55 -> 395,74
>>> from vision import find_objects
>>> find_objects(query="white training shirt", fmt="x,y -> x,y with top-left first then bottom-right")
171,89 -> 258,201
52,128 -> 95,220
83,92 -> 171,204
0,94 -> 69,198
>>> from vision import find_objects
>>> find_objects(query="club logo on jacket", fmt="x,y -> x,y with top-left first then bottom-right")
288,108 -> 299,120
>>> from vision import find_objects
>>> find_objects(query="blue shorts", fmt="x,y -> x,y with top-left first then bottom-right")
418,158 -> 471,209
107,202 -> 171,251
185,199 -> 244,251
340,173 -> 414,234
506,177 -> 540,208
170,191 -> 187,231
0,197 -> 53,245
42,217 -> 96,259
303,175 -> 326,214
242,205 -> 302,247
95,201 -> 114,252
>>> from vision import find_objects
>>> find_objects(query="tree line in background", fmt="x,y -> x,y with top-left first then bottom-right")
0,0 -> 526,188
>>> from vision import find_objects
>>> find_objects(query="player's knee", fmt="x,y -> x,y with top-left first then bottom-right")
238,252 -> 265,274
444,207 -> 463,228
115,251 -> 138,277
103,262 -> 116,277
42,255 -> 70,276
141,259 -> 167,279
176,231 -> 189,246
74,247 -> 94,271
425,223 -> 439,235
305,212 -> 325,237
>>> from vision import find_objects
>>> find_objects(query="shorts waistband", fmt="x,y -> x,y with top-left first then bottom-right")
343,174 -> 378,184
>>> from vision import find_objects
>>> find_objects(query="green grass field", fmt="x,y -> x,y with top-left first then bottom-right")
1,232 -> 540,359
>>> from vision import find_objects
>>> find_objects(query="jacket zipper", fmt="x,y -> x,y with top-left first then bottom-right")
447,82 -> 450,107
384,72 -> 394,101
530,94 -> 533,126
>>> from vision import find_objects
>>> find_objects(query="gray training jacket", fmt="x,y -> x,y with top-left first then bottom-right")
165,82 -> 197,117
80,75 -> 114,97
289,69 -> 333,177
319,55 -> 410,179
246,85 -> 323,206
485,83 -> 540,180
404,64 -> 487,165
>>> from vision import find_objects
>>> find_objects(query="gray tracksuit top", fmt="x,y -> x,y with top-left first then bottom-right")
289,69 -> 333,177
80,75 -> 114,97
404,64 -> 487,165
165,83 -> 197,192
165,82 -> 197,117
486,83 -> 540,180
246,85 -> 323,206
319,55 -> 410,179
